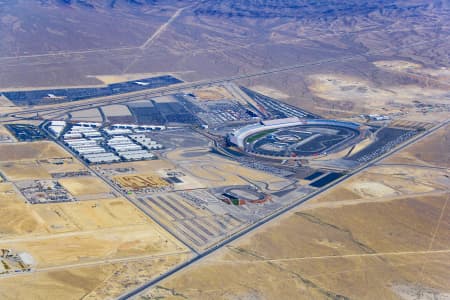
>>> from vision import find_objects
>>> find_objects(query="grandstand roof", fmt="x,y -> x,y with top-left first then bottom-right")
261,117 -> 301,126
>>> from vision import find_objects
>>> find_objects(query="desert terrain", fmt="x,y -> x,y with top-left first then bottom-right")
0,140 -> 190,299
141,123 -> 449,300
0,1 -> 448,299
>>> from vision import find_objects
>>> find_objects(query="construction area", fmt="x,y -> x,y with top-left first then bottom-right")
0,80 -> 440,299
113,173 -> 170,192
0,249 -> 35,275
0,138 -> 190,298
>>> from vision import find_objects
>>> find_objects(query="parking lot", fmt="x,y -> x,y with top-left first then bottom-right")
2,75 -> 182,105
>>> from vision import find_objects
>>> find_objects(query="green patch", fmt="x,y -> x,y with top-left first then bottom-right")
245,129 -> 276,143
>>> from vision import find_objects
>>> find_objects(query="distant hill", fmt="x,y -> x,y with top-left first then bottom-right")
192,0 -> 440,19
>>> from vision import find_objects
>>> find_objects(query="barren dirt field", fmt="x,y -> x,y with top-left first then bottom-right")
0,159 -> 86,181
0,183 -> 48,237
0,95 -> 14,107
373,60 -> 450,82
0,224 -> 184,268
0,160 -> 52,180
58,176 -> 112,196
0,142 -> 70,162
383,123 -> 450,168
249,85 -> 290,100
141,123 -> 450,300
0,158 -> 86,181
0,1 -> 448,298
41,159 -> 87,174
307,73 -> 449,113
309,166 -> 448,206
87,72 -> 176,85
106,153 -> 208,190
193,86 -> 233,101
0,253 -> 192,300
16,197 -> 160,235
98,159 -> 174,173
0,142 -> 191,299
39,198 -> 149,230
167,147 -> 289,189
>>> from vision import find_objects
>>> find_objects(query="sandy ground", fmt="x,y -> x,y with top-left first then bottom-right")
0,263 -> 118,300
0,224 -> 184,268
87,72 -> 183,85
0,142 -> 85,182
306,59 -> 450,120
192,86 -> 233,101
383,123 -> 450,168
0,72 -> 184,92
143,192 -> 450,300
0,95 -> 15,107
41,159 -> 87,174
0,160 -> 52,180
0,183 -> 48,237
0,159 -> 86,181
96,159 -> 175,173
373,60 -> 450,82
140,118 -> 450,300
34,198 -> 150,232
0,141 -> 191,299
0,253 -> 192,300
100,158 -> 206,190
310,164 -> 448,206
0,141 -> 71,162
249,85 -> 290,100
167,147 -> 289,189
4,196 -> 159,237
0,183 -> 176,237
0,4 -> 446,299
308,74 -> 449,107
58,176 -> 112,196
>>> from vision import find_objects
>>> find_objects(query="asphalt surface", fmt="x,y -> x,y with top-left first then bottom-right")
1,35 -> 447,297
116,119 -> 448,299
40,122 -> 199,256
2,37 -> 446,123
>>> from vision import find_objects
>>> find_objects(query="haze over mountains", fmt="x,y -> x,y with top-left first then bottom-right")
0,1 -> 449,299
0,0 -> 448,117
1,0 -> 448,58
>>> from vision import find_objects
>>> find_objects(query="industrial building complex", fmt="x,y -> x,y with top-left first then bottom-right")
0,79 -> 432,299
45,121 -> 163,164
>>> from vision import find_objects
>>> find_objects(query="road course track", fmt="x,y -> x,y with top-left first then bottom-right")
1,37 -> 447,297
116,119 -> 449,299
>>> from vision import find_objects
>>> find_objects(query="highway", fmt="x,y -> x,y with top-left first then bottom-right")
1,35 -> 447,299
2,36 -> 446,123
115,119 -> 449,299
40,122 -> 200,257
